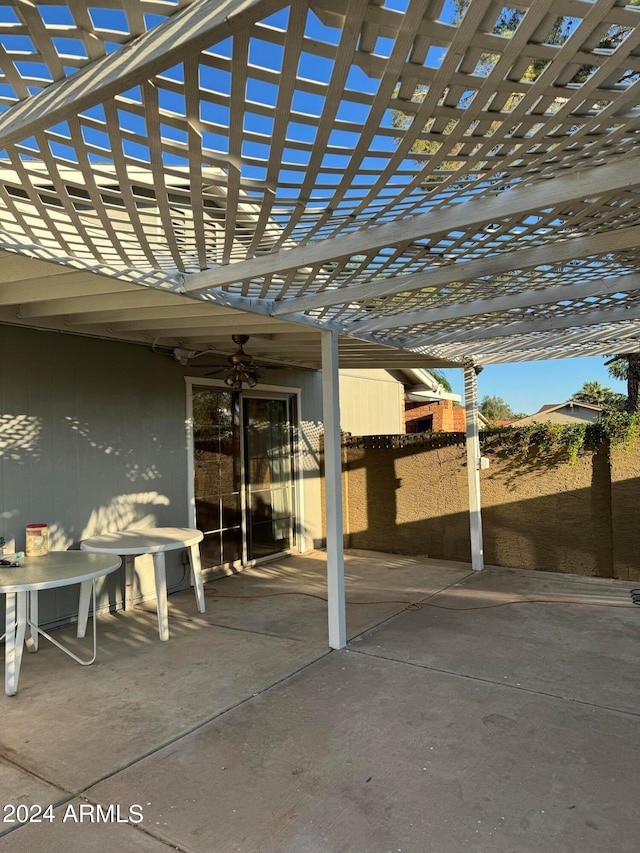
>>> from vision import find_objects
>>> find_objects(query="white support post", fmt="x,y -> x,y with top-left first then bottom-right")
321,329 -> 346,649
464,362 -> 485,571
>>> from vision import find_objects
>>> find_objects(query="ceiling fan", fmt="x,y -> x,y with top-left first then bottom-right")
217,334 -> 259,389
161,334 -> 315,382
167,335 -> 277,388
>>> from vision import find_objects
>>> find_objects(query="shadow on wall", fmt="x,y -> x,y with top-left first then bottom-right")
0,326 -> 195,633
340,439 -> 640,583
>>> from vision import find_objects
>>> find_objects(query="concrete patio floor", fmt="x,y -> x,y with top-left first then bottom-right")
1,550 -> 638,852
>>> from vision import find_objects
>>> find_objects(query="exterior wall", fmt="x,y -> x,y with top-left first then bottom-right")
337,434 -> 640,582
513,404 -> 601,426
536,406 -> 600,424
0,326 -> 326,630
1,325 -> 191,629
610,445 -> 640,582
339,369 -> 404,435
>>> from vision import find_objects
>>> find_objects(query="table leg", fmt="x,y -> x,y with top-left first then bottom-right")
152,552 -> 169,641
124,555 -> 136,610
30,582 -> 99,666
187,544 -> 206,614
77,580 -> 92,638
5,592 -> 27,696
26,590 -> 38,652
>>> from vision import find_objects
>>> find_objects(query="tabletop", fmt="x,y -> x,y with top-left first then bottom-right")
80,527 -> 203,555
0,551 -> 122,593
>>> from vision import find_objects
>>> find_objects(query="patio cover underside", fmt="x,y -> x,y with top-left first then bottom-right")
0,0 -> 639,367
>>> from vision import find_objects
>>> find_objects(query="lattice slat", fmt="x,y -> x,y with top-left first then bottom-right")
0,0 -> 638,364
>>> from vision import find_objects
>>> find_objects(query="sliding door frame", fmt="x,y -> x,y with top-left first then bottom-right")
185,377 -> 305,572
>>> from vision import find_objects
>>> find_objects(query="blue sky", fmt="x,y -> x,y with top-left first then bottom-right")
439,356 -> 627,415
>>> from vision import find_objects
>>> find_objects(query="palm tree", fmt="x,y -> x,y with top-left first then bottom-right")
606,355 -> 640,413
572,381 -> 625,410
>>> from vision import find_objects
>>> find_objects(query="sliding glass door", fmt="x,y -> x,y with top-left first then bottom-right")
192,388 -> 243,569
243,397 -> 294,560
192,387 -> 295,570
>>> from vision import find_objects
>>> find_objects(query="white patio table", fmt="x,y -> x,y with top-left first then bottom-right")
79,527 -> 205,641
0,551 -> 121,696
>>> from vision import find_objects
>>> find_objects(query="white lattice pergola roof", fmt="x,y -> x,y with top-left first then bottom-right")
0,0 -> 639,368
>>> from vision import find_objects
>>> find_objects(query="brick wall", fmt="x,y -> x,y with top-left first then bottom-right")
405,399 -> 466,433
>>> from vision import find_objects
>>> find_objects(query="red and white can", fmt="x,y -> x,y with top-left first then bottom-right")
26,524 -> 49,557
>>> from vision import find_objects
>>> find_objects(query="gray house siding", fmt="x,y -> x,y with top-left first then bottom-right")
1,326 -> 193,629
1,325 -> 408,632
1,325 -> 332,631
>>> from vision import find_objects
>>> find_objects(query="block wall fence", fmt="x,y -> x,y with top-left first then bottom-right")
321,433 -> 640,582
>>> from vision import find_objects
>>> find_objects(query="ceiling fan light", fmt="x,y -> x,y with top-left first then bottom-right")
222,335 -> 260,390
224,373 -> 238,389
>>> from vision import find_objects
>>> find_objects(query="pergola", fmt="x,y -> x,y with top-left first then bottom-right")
1,0 -> 639,646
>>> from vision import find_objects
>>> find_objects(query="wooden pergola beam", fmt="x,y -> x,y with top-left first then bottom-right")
272,225 -> 640,315
429,303 -> 640,348
184,157 -> 640,293
483,339 -> 640,365
464,321 -> 640,357
376,272 -> 640,338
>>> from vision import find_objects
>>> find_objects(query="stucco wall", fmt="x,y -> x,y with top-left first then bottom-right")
339,436 -> 639,581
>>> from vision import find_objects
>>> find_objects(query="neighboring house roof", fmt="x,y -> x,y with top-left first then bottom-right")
538,401 -> 603,413
507,401 -> 603,426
